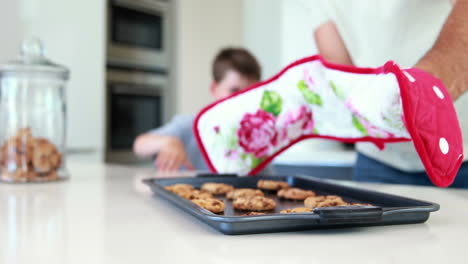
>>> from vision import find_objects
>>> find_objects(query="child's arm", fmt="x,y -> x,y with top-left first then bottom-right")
133,133 -> 194,171
133,133 -> 173,156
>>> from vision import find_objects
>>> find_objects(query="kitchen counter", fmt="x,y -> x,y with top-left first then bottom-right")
1,160 -> 467,264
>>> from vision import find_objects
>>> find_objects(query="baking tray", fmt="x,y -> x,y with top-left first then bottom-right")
143,174 -> 439,235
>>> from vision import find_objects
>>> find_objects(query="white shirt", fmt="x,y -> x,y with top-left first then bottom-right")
312,0 -> 468,171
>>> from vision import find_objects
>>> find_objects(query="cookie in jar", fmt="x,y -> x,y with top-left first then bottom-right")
0,128 -> 64,182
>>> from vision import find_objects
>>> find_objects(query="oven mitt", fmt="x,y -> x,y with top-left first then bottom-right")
194,55 -> 464,187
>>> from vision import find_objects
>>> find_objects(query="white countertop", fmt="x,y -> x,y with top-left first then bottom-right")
1,159 -> 467,264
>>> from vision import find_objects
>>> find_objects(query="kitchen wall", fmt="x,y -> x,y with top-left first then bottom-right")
173,0 -> 243,115
242,0 -> 282,80
0,0 -> 23,63
0,0 -> 106,159
242,0 -> 326,77
242,0 -> 345,154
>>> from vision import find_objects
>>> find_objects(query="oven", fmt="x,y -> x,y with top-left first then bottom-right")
107,0 -> 170,72
105,69 -> 170,163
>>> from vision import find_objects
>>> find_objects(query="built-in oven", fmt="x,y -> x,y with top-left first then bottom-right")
105,69 -> 170,163
107,0 -> 170,72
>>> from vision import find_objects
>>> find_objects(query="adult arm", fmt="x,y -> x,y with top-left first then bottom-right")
415,0 -> 468,100
314,20 -> 354,66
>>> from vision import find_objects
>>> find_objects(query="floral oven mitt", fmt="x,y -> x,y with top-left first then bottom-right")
194,55 -> 464,187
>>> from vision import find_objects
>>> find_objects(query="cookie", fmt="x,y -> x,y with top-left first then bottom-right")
280,207 -> 313,214
38,171 -> 59,181
32,138 -> 61,173
0,129 -> 63,182
6,128 -> 34,152
49,152 -> 62,170
348,203 -> 372,206
13,130 -> 34,154
277,188 -> 316,200
165,184 -> 195,196
16,127 -> 33,139
1,132 -> 34,165
200,182 -> 234,195
226,188 -> 264,200
165,183 -> 194,192
242,211 -> 266,216
0,172 -> 21,182
2,152 -> 25,172
257,179 -> 289,190
304,195 -> 334,208
304,195 -> 347,208
179,190 -> 213,200
191,198 -> 224,213
233,196 -> 276,211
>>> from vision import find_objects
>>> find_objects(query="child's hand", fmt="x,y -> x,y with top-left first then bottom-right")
154,136 -> 195,172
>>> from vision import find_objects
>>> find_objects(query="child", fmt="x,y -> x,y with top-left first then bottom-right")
133,48 -> 262,172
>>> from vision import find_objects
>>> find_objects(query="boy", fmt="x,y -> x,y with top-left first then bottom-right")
133,48 -> 262,172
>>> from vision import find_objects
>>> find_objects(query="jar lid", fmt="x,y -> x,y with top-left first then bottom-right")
0,38 -> 69,80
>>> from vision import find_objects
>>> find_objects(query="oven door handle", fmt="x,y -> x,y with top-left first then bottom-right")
111,84 -> 162,97
112,0 -> 169,13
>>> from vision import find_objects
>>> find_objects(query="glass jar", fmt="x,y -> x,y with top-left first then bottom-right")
0,38 -> 69,182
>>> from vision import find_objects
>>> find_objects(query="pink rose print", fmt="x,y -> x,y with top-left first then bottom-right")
279,106 -> 314,141
303,68 -> 316,91
345,99 -> 395,138
237,109 -> 278,158
224,149 -> 239,159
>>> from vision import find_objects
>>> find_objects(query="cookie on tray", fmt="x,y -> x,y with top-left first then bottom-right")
165,184 -> 195,196
257,179 -> 289,191
179,190 -> 214,200
165,183 -> 194,191
226,188 -> 264,200
191,198 -> 224,213
200,182 -> 234,195
280,207 -> 313,214
277,187 -> 316,200
348,203 -> 372,206
242,211 -> 267,216
304,195 -> 347,208
233,196 -> 275,211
